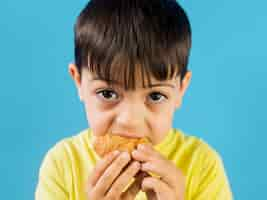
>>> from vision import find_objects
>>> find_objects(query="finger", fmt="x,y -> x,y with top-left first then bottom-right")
134,170 -> 149,179
87,150 -> 120,188
141,160 -> 185,189
95,151 -> 131,194
133,144 -> 185,188
121,171 -> 147,200
131,143 -> 162,162
141,177 -> 172,199
106,161 -> 141,198
131,147 -> 164,179
138,143 -> 163,159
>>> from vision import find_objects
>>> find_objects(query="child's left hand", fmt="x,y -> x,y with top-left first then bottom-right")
131,143 -> 185,200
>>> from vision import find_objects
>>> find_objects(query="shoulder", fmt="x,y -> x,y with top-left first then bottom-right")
36,129 -> 93,199
174,128 -> 223,164
173,128 -> 230,186
174,129 -> 233,199
43,128 -> 94,161
39,128 -> 92,178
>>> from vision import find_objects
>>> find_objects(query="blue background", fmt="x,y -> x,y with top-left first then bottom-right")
0,0 -> 266,199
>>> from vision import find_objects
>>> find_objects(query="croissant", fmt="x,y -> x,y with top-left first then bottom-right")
92,134 -> 160,191
92,134 -> 150,158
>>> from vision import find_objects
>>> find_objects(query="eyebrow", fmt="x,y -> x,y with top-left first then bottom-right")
89,77 -> 175,89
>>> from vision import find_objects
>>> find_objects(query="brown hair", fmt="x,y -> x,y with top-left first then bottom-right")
74,0 -> 192,90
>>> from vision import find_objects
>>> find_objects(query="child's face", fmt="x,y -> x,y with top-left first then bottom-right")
69,63 -> 191,145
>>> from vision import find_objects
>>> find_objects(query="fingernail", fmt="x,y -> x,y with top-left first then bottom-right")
122,152 -> 130,159
138,144 -> 146,150
132,150 -> 137,155
133,161 -> 140,168
113,150 -> 120,156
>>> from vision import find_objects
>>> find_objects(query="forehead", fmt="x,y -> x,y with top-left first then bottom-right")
82,67 -> 179,89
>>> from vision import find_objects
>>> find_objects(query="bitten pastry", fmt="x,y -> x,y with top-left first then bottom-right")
92,134 -> 150,158
92,133 -> 160,192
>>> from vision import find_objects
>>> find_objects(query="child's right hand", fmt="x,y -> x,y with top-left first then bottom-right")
85,150 -> 142,200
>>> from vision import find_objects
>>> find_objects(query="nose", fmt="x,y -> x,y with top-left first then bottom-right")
115,101 -> 145,131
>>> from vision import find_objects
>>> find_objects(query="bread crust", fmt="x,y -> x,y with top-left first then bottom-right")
92,134 -> 150,157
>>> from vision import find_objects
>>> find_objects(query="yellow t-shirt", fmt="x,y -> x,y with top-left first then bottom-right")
35,128 -> 233,200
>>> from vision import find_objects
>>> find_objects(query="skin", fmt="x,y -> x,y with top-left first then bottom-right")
69,63 -> 192,200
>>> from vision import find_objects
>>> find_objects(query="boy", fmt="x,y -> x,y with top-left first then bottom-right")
35,0 -> 233,199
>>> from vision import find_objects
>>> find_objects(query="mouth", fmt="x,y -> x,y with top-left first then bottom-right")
112,132 -> 144,139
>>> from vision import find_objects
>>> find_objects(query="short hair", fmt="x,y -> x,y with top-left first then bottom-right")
74,0 -> 191,90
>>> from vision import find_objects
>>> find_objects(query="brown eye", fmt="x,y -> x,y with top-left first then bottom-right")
96,89 -> 119,102
148,92 -> 167,103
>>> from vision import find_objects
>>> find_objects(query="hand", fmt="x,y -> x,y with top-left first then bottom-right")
131,143 -> 186,200
85,151 -> 143,200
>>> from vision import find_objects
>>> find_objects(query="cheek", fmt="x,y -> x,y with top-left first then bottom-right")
149,109 -> 174,144
83,103 -> 113,136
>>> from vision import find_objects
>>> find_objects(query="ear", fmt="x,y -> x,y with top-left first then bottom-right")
175,71 -> 192,108
68,63 -> 84,101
